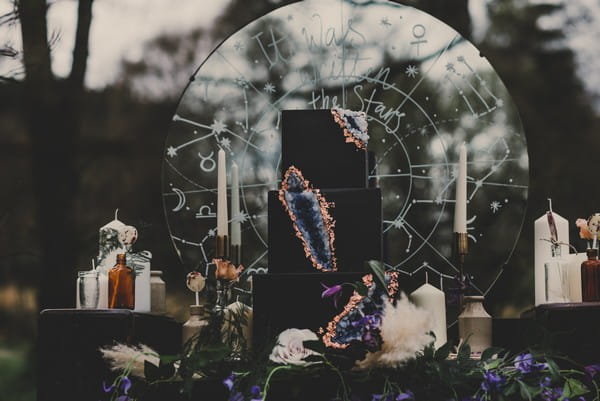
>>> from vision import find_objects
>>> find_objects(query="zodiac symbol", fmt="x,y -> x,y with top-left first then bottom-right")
195,205 -> 216,219
198,150 -> 216,172
171,188 -> 186,212
410,24 -> 427,56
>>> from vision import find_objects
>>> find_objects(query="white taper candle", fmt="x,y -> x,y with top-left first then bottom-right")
217,149 -> 228,237
454,143 -> 467,233
231,162 -> 241,246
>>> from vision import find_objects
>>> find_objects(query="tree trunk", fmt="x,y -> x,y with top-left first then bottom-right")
19,0 -> 93,310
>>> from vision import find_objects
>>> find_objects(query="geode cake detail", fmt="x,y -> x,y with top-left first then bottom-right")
278,166 -> 337,272
331,108 -> 369,150
320,271 -> 399,349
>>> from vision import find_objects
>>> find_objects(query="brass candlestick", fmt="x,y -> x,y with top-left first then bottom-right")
216,235 -> 230,260
230,244 -> 241,267
453,232 -> 469,306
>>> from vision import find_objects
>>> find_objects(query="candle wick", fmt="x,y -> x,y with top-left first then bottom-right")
425,271 -> 428,284
440,276 -> 443,291
547,198 -> 553,214
92,259 -> 96,271
115,208 -> 119,221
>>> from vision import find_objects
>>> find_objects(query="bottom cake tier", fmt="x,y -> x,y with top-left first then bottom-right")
252,272 -> 365,351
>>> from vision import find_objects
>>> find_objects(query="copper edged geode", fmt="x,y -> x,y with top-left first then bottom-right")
278,166 -> 337,272
331,108 -> 369,150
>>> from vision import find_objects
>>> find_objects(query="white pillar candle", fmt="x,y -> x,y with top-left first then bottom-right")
217,149 -> 228,237
454,143 -> 467,233
410,283 -> 447,348
231,162 -> 241,247
534,210 -> 569,305
566,252 -> 585,303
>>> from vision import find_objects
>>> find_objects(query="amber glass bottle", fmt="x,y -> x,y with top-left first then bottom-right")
109,254 -> 135,309
581,248 -> 600,302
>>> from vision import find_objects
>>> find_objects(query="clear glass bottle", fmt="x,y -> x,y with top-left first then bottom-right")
108,253 -> 135,309
544,244 -> 570,303
581,248 -> 600,302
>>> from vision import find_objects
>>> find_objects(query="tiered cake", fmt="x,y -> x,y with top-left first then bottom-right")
253,109 -> 383,347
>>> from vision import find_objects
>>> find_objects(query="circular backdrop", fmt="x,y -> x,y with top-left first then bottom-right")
162,0 -> 528,296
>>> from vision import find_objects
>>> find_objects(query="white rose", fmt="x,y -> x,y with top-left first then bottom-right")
269,328 -> 320,366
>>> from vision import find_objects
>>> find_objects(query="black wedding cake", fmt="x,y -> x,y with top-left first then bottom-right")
253,109 -> 383,348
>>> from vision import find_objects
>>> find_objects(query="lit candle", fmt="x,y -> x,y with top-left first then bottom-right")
410,275 -> 447,349
454,143 -> 467,233
231,162 -> 241,247
217,149 -> 228,238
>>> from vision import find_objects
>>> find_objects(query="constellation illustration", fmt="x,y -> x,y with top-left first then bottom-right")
161,0 -> 528,296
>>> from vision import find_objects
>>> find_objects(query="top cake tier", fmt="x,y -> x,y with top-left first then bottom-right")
281,109 -> 368,189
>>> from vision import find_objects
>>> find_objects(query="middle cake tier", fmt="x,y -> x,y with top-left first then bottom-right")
268,188 -> 382,273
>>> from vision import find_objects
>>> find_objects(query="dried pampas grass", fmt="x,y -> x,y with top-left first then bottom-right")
99,343 -> 160,378
355,295 -> 434,370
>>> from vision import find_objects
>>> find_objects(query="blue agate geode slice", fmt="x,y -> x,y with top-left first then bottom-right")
331,108 -> 369,150
278,166 -> 337,272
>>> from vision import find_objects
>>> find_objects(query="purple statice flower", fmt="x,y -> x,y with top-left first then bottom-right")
321,283 -> 343,308
396,390 -> 414,400
250,384 -> 263,401
223,372 -> 236,391
514,353 -> 548,374
481,371 -> 505,393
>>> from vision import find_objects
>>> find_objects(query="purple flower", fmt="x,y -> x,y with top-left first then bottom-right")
362,328 -> 382,352
229,392 -> 244,401
481,371 -> 505,393
396,390 -> 414,400
102,376 -> 131,397
102,381 -> 115,394
585,363 -> 600,378
250,384 -> 263,401
371,395 -> 394,401
541,387 -> 563,401
120,377 -> 132,394
223,372 -> 236,391
540,376 -> 553,388
514,353 -> 548,374
321,283 -> 343,308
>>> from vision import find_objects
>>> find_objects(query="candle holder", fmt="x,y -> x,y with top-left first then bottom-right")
230,244 -> 241,267
453,232 -> 469,306
216,235 -> 230,260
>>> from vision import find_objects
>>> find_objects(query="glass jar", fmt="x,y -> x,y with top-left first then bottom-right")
581,248 -> 600,302
78,270 -> 99,309
108,254 -> 135,309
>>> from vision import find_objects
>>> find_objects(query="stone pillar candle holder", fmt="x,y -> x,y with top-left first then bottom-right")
458,295 -> 492,355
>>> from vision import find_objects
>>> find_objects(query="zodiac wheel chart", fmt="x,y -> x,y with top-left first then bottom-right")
162,0 -> 529,297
